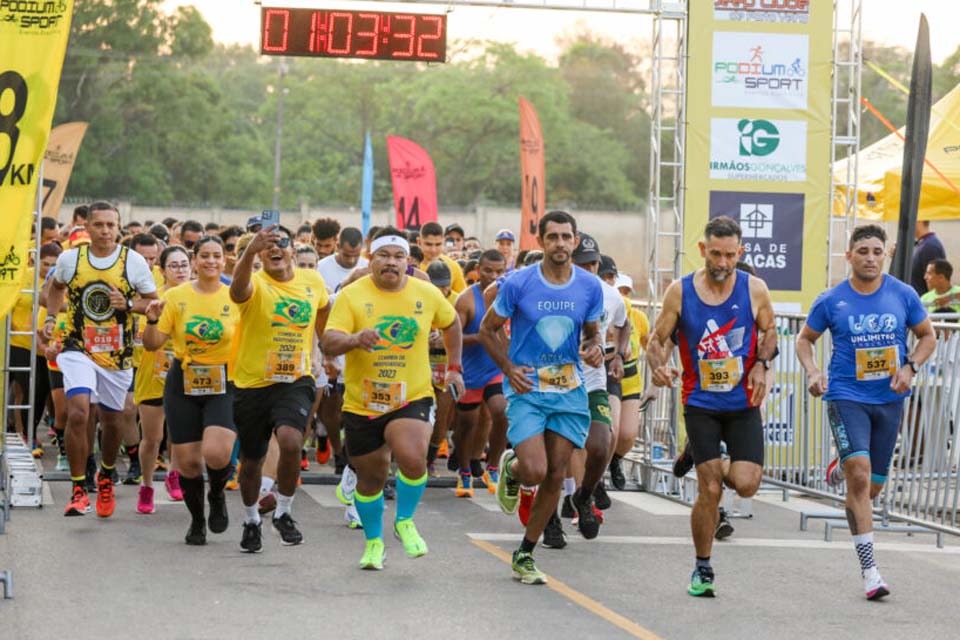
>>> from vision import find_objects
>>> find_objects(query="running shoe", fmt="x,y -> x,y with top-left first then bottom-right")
688,566 -> 717,597
672,440 -> 694,478
344,503 -> 363,529
225,465 -> 239,491
572,492 -> 601,540
863,567 -> 889,600
300,449 -> 309,471
715,507 -> 734,540
427,460 -> 439,478
495,449 -> 520,515
95,471 -> 116,518
336,466 -> 357,505
258,491 -> 277,515
511,550 -> 547,585
826,458 -> 845,487
272,513 -> 304,546
572,503 -> 605,527
32,441 -> 43,458
208,491 -> 228,534
609,455 -> 626,490
383,481 -> 395,501
136,485 -> 155,514
85,456 -> 97,493
455,472 -> 473,498
542,511 -> 567,549
518,487 -> 536,526
55,454 -> 69,472
165,470 -> 184,501
446,450 -> 459,473
185,519 -> 207,546
123,458 -> 142,486
594,482 -> 612,511
394,519 -> 428,557
64,486 -> 91,516
561,494 -> 575,519
240,521 -> 263,553
359,538 -> 385,570
315,437 -> 331,465
437,440 -> 449,459
155,456 -> 168,472
483,467 -> 498,494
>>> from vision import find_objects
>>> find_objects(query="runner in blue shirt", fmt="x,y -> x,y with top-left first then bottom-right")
797,223 -> 935,601
479,210 -> 604,585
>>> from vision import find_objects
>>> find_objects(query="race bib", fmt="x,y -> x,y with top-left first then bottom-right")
153,350 -> 175,380
265,351 -> 305,383
362,379 -> 407,413
855,345 -> 899,381
698,356 -> 743,392
430,352 -> 446,388
183,363 -> 226,396
537,363 -> 580,393
84,325 -> 122,353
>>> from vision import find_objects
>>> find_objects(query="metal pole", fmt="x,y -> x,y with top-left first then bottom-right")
272,63 -> 288,211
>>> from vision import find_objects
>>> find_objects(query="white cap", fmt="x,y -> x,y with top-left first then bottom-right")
614,273 -> 633,292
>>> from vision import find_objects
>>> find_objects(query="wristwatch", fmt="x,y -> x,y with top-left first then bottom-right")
757,358 -> 771,371
906,359 -> 919,374
125,298 -> 133,312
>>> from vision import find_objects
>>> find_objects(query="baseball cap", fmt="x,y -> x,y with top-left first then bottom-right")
426,259 -> 452,287
572,232 -> 601,265
149,223 -> 170,244
495,228 -> 515,242
615,273 -> 633,293
246,215 -> 262,231
598,254 -> 618,277
444,223 -> 465,237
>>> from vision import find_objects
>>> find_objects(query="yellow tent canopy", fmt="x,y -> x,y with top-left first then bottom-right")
833,82 -> 960,221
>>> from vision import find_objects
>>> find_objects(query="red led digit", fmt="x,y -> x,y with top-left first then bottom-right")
262,8 -> 290,53
416,15 -> 442,59
326,11 -> 354,55
355,12 -> 380,56
309,11 -> 327,53
393,14 -> 415,58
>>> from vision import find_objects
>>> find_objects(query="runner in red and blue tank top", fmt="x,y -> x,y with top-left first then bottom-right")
647,216 -> 777,599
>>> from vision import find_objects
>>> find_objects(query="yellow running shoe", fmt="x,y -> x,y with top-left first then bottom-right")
455,472 -> 473,498
394,519 -> 428,558
359,538 -> 385,570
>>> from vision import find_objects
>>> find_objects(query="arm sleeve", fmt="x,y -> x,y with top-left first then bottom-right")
805,293 -> 829,333
905,288 -> 929,327
324,289 -> 354,334
585,281 -> 603,323
52,250 -> 75,285
612,295 -> 627,328
434,288 -> 457,329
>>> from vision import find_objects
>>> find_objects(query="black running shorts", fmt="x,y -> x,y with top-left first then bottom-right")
234,376 -> 316,459
342,398 -> 434,458
683,405 -> 764,466
163,359 -> 236,445
49,368 -> 64,390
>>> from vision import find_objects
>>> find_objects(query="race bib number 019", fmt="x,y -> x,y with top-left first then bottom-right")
537,363 -> 580,393
855,345 -> 899,381
183,363 -> 226,396
83,325 -> 122,353
698,356 -> 743,392
362,379 -> 406,413
266,351 -> 305,383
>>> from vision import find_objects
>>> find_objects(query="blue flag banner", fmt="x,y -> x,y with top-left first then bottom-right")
361,132 -> 374,235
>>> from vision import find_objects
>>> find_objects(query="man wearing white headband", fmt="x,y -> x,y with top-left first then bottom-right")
323,226 -> 465,571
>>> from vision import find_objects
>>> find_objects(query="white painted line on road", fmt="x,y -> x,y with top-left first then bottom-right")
609,492 -> 690,516
466,533 -> 960,555
447,488 -> 501,512
754,493 -> 844,515
299,485 -> 344,508
42,482 -> 54,505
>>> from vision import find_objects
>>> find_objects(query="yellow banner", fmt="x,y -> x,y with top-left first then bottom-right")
0,0 -> 75,321
683,0 -> 833,312
42,121 -> 88,221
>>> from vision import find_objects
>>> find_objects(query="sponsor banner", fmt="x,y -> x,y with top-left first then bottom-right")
709,190 -> 804,290
0,0 -> 75,321
714,0 -> 810,24
712,31 -> 809,109
709,118 -> 807,182
386,135 -> 438,230
518,97 -> 546,252
42,121 -> 88,220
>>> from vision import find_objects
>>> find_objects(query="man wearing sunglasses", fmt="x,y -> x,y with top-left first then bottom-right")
230,223 -> 332,553
219,226 -> 244,283
178,220 -> 204,251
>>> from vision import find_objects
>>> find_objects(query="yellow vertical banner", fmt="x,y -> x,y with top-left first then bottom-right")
684,0 -> 832,313
0,1 -> 75,320
42,121 -> 88,220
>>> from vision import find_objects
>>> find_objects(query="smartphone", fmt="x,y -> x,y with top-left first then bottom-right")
260,209 -> 280,228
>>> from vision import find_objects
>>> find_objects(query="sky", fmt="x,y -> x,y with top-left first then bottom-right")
168,0 -> 960,62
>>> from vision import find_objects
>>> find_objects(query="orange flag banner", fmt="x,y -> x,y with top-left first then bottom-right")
42,122 -> 88,220
518,97 -> 546,251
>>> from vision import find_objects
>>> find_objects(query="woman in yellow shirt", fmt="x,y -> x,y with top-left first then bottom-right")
143,236 -> 240,546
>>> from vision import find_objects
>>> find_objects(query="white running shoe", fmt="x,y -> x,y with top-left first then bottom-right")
337,466 -> 357,505
344,503 -> 363,529
863,566 -> 890,600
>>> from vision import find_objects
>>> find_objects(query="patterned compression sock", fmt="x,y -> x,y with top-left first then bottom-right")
354,490 -> 384,541
852,532 -> 877,572
395,470 -> 428,522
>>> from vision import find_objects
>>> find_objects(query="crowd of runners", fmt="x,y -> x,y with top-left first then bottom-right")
6,201 -> 943,600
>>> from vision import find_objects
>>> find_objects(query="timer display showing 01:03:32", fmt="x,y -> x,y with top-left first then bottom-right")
260,7 -> 447,62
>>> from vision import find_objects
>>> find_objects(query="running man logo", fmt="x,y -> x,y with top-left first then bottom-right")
271,295 -> 313,330
738,119 -> 779,156
184,316 -> 225,347
372,315 -> 418,351
697,318 -> 746,358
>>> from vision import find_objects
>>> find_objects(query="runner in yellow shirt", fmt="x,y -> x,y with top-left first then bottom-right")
417,222 -> 466,293
322,228 -> 464,571
230,223 -> 331,553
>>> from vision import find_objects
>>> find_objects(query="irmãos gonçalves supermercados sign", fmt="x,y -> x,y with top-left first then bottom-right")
260,6 -> 446,62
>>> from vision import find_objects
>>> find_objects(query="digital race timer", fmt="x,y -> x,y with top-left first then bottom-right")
260,7 -> 447,62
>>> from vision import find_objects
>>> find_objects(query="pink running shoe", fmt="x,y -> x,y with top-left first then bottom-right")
137,485 -> 155,514
165,470 -> 184,501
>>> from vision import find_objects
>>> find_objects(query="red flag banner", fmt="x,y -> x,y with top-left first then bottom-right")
518,97 -> 546,251
386,135 -> 438,230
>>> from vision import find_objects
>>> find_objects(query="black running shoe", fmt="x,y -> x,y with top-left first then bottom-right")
123,458 -> 142,486
241,521 -> 263,553
609,455 -> 626,490
446,449 -> 459,473
561,494 -> 575,519
383,481 -> 396,501
593,483 -> 612,511
208,492 -> 229,534
672,440 -> 694,478
272,513 -> 304,546
572,493 -> 601,540
715,507 -> 734,540
185,519 -> 207,546
542,511 -> 567,549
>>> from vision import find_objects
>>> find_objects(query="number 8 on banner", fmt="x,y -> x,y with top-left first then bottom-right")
0,70 -> 28,186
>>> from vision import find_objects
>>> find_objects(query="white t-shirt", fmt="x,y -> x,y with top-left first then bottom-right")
53,245 -> 157,295
583,278 -> 627,393
317,253 -> 368,292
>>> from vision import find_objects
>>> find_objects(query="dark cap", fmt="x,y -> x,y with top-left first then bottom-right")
598,254 -> 617,277
149,223 -> 170,244
427,259 -> 452,287
444,223 -> 465,237
246,215 -> 262,231
572,232 -> 601,265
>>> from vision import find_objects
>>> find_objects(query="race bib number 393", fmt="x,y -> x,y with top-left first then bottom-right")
698,356 -> 743,392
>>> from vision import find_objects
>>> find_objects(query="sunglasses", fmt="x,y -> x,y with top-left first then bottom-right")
183,240 -> 196,249
225,243 -> 237,252
276,236 -> 291,249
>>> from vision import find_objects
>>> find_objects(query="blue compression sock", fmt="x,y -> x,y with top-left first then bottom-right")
354,490 -> 384,541
395,470 -> 428,522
